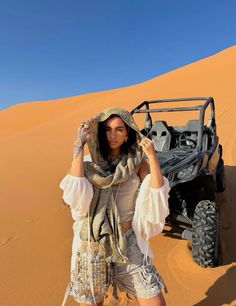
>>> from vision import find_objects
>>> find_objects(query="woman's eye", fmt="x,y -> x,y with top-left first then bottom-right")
105,127 -> 125,133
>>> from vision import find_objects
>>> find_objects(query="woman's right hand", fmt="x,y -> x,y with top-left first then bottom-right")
73,118 -> 96,158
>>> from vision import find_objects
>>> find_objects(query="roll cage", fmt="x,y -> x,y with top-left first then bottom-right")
130,96 -> 217,153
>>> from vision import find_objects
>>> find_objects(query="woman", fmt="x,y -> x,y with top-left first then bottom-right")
60,107 -> 170,306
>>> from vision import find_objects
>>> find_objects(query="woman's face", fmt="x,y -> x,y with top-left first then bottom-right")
105,116 -> 128,151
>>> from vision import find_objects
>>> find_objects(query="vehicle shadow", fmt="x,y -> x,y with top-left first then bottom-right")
217,165 -> 236,265
192,265 -> 236,306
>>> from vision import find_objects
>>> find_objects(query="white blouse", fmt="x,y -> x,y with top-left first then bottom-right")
59,161 -> 170,271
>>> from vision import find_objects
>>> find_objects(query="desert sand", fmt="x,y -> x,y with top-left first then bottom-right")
1,46 -> 236,306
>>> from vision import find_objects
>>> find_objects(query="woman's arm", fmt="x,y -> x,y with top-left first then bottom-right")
138,138 -> 164,188
69,119 -> 95,176
60,120 -> 95,214
69,146 -> 85,177
133,138 -> 169,242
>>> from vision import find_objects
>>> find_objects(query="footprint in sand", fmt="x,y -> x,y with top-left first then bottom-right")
0,234 -> 18,247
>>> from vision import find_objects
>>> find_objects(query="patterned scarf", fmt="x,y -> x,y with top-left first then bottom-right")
79,107 -> 144,263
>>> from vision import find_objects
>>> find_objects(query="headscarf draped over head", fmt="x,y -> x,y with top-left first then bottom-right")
80,107 -> 144,263
87,107 -> 143,164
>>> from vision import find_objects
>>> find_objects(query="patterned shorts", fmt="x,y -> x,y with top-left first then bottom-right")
111,228 -> 166,299
70,228 -> 166,304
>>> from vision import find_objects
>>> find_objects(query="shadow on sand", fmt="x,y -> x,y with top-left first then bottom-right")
217,166 -> 236,266
192,265 -> 236,306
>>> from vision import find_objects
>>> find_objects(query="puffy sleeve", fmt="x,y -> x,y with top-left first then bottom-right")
132,174 -> 170,240
59,174 -> 93,216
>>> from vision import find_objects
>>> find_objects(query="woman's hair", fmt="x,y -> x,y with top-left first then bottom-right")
98,114 -> 137,160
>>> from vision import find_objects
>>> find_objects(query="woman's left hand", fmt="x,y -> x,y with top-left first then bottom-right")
139,138 -> 156,160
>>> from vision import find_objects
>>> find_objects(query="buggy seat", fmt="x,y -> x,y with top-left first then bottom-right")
148,120 -> 172,151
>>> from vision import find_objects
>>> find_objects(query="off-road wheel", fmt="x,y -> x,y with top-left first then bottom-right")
192,200 -> 218,268
216,158 -> 225,192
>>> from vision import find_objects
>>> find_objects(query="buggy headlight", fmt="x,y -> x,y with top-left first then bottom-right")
177,165 -> 195,179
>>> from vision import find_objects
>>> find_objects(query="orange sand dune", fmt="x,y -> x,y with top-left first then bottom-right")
1,46 -> 236,306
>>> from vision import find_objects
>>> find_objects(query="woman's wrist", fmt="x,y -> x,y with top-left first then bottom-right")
70,145 -> 85,176
72,143 -> 84,159
147,153 -> 158,164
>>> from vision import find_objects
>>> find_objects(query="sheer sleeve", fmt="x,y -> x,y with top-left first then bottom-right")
132,174 -> 170,240
59,174 -> 93,216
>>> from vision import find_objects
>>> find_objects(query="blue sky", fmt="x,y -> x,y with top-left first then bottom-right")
0,0 -> 236,110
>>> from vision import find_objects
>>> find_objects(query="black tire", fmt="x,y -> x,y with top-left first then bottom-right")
216,158 -> 225,192
192,200 -> 219,268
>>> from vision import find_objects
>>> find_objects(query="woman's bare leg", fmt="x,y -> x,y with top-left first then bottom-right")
137,292 -> 166,306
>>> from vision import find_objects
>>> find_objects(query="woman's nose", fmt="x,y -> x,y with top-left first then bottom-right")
110,130 -> 117,138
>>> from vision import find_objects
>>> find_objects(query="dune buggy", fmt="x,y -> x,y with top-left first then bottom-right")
131,97 -> 225,268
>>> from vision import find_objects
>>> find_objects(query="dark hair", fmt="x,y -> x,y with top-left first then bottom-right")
98,115 -> 137,160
